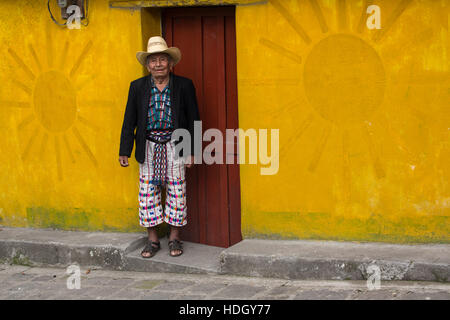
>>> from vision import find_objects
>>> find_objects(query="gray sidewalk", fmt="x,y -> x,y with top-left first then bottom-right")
0,226 -> 449,283
1,264 -> 449,300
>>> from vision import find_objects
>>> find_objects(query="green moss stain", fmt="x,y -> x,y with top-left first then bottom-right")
11,252 -> 33,267
27,207 -> 90,230
25,207 -> 144,233
243,211 -> 450,244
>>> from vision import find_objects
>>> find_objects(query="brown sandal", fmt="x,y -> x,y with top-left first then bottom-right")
168,239 -> 183,257
141,240 -> 160,258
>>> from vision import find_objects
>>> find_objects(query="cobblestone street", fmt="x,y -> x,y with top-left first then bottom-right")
1,264 -> 449,300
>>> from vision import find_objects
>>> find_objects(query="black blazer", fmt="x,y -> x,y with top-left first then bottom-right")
119,73 -> 200,164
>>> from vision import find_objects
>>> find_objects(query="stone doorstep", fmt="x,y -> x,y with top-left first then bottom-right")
0,227 -> 449,282
123,238 -> 223,274
0,227 -> 224,274
219,239 -> 450,282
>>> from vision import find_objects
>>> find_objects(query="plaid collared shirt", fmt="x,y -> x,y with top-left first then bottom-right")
147,77 -> 172,130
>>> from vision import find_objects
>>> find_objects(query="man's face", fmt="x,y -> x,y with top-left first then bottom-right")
147,53 -> 171,78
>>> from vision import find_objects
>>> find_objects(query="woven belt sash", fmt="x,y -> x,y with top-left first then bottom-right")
146,129 -> 173,186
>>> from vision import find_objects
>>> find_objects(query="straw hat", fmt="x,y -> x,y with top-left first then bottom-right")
136,36 -> 181,66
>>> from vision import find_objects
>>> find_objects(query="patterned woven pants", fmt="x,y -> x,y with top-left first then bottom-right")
138,139 -> 187,227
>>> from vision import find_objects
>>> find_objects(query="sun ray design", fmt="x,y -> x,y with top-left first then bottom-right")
72,126 -> 98,167
3,20 -> 106,182
403,73 -> 430,121
17,114 -> 36,130
308,124 -> 332,172
260,0 -> 420,182
259,38 -> 302,64
74,74 -> 98,92
372,0 -> 412,43
8,48 -> 35,81
28,43 -> 43,73
54,136 -> 63,181
78,115 -> 99,131
263,0 -> 407,182
281,112 -> 315,158
308,0 -> 328,33
383,27 -> 434,60
356,0 -> 374,34
376,113 -> 418,164
11,79 -> 32,96
400,71 -> 450,85
268,98 -> 303,121
40,132 -> 49,155
341,128 -> 351,202
337,0 -> 348,31
362,121 -> 385,179
45,23 -> 54,69
244,0 -> 444,224
406,99 -> 428,121
58,40 -> 70,71
21,124 -> 39,161
70,40 -> 93,80
62,134 -> 76,163
0,101 -> 30,108
270,0 -> 311,45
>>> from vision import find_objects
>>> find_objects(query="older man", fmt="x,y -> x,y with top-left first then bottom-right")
119,36 -> 200,258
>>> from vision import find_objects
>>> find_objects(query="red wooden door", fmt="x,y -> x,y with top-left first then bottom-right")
163,6 -> 241,248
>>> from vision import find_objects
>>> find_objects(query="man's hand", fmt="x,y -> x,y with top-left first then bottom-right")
119,156 -> 129,167
185,156 -> 195,169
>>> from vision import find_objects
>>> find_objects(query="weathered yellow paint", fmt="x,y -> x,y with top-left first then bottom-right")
0,0 -> 448,243
0,0 -> 150,232
236,0 -> 449,243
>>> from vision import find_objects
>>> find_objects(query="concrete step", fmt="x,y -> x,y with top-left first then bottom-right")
1,227 -> 449,282
219,239 -> 450,282
0,227 -> 144,269
0,227 -> 223,275
123,237 -> 223,274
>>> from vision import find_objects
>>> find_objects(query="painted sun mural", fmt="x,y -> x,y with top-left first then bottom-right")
237,0 -> 449,239
3,22 -> 113,181
262,0 -> 446,171
259,0 -> 447,189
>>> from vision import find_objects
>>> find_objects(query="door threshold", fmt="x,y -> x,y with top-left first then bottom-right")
124,236 -> 225,274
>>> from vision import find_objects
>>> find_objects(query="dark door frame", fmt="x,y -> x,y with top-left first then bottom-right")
162,6 -> 242,248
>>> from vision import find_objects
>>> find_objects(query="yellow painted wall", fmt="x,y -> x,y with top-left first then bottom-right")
0,0 -> 448,243
236,0 -> 449,243
0,0 -> 156,232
